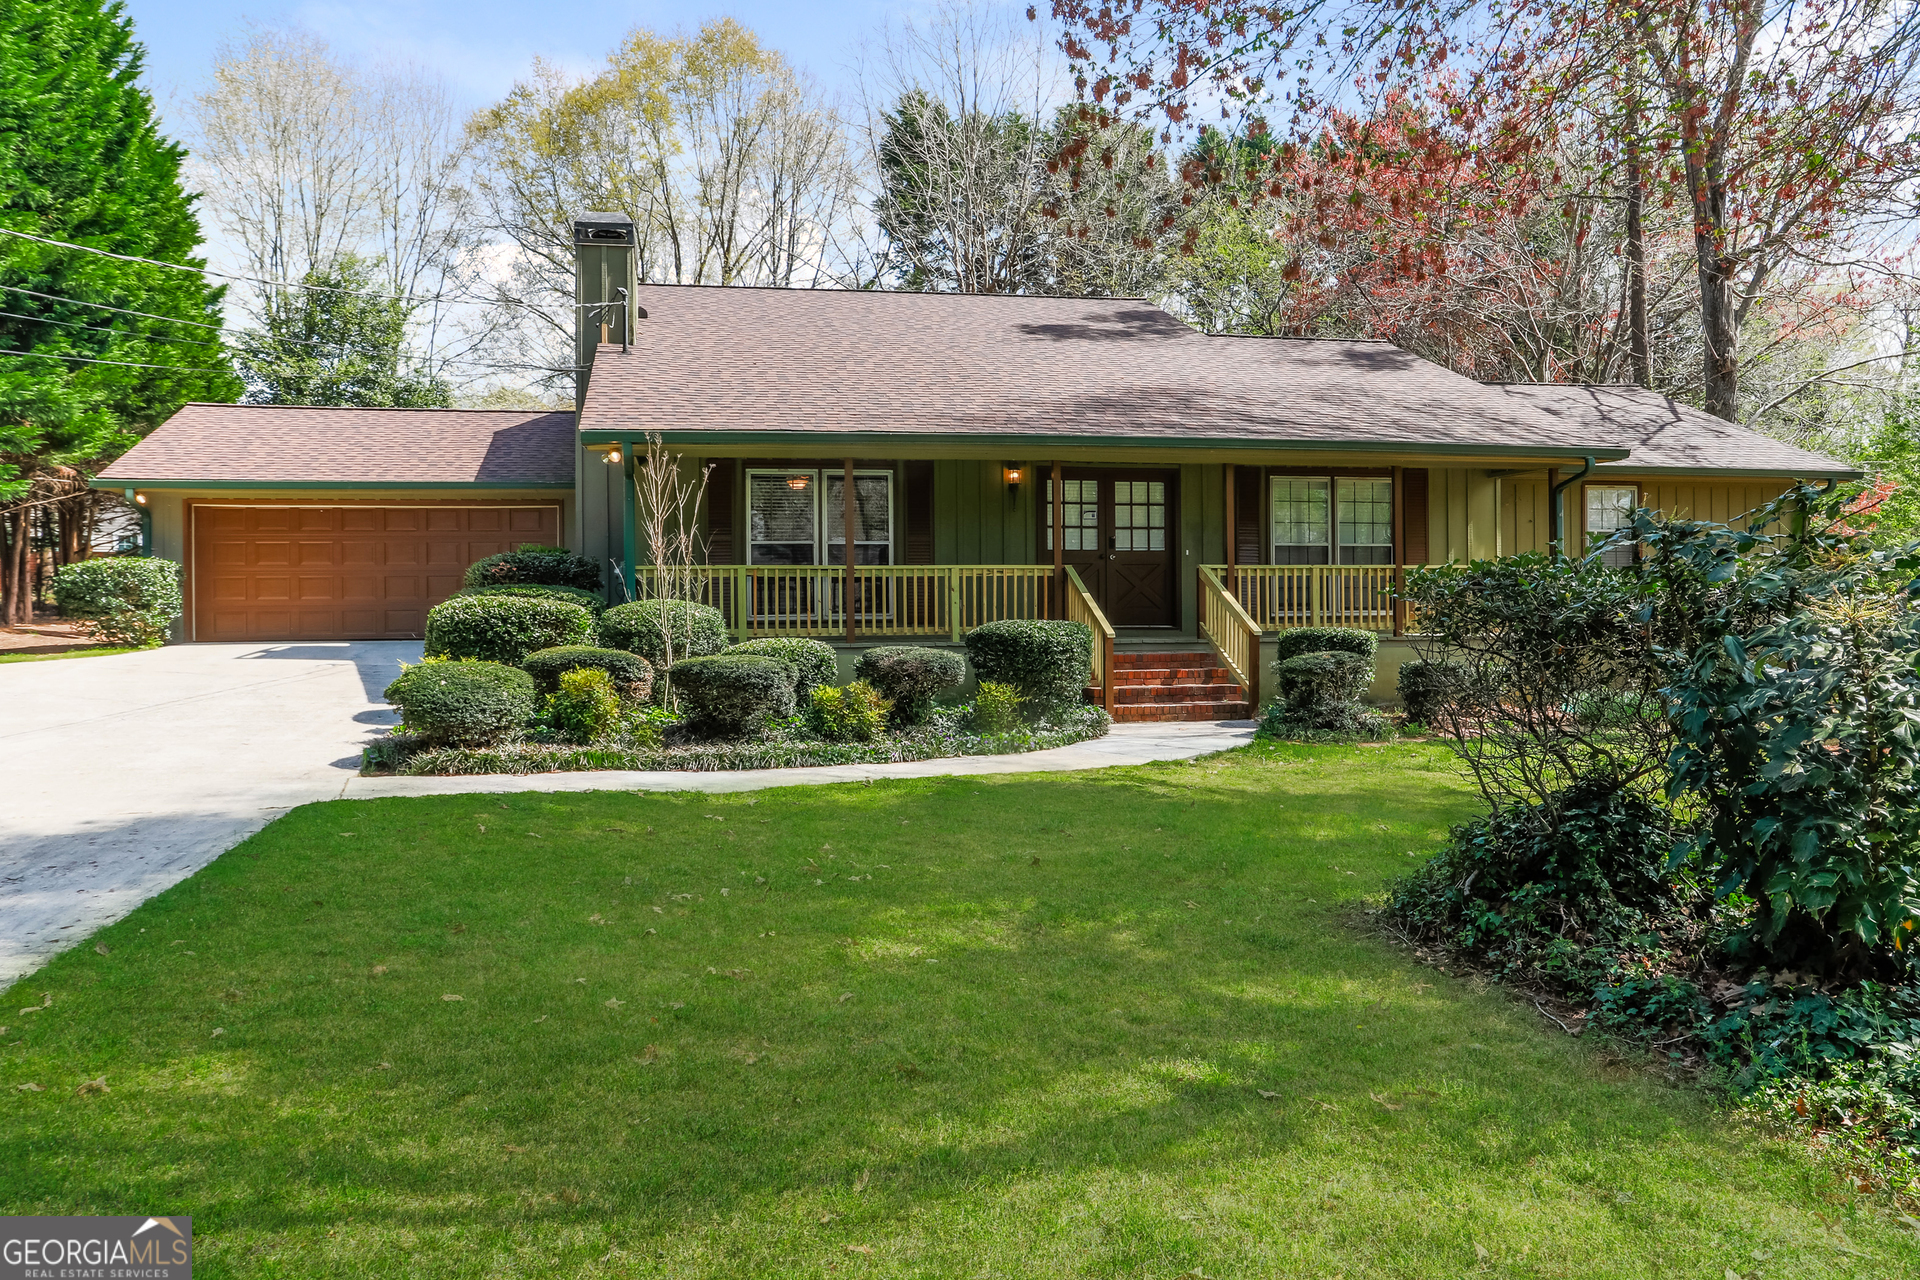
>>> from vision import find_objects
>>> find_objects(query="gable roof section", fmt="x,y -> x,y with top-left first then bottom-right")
578,286 -> 1630,462
96,404 -> 576,487
1484,383 -> 1858,479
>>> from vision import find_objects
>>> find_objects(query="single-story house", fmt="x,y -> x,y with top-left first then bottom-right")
97,212 -> 1857,720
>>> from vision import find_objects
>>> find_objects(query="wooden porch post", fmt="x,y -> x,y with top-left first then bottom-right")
1224,463 -> 1236,594
843,457 -> 857,643
1051,460 -> 1065,619
1391,465 -> 1403,636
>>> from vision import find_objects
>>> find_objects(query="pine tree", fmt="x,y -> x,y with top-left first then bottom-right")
0,0 -> 240,623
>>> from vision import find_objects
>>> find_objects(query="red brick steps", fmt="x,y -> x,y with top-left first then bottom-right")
1093,649 -> 1252,723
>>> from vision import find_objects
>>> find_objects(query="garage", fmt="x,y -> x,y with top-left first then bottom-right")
190,503 -> 562,642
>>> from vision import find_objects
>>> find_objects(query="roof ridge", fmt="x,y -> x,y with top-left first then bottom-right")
178,402 -> 573,416
631,282 -> 1157,304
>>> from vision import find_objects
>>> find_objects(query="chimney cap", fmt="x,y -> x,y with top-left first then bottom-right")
573,212 -> 636,247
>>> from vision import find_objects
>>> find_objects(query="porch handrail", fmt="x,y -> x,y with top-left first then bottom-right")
1202,563 -> 1401,633
1198,565 -> 1263,710
634,564 -> 1054,641
1063,565 -> 1116,714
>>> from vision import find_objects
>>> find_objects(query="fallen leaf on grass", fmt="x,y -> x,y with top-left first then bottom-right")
1370,1092 -> 1404,1111
74,1077 -> 108,1096
375,1062 -> 392,1070
1257,1090 -> 1280,1100
846,1244 -> 873,1256
1474,1243 -> 1489,1262
636,1045 -> 659,1064
449,923 -> 467,934
211,1028 -> 225,1038
15,1082 -> 44,1092
838,993 -> 853,1003
589,914 -> 606,926
534,1015 -> 548,1023
574,978 -> 587,985
503,1144 -> 528,1154
94,943 -> 109,956
442,994 -> 464,1002
370,965 -> 387,976
605,998 -> 625,1009
853,1170 -> 870,1193
645,928 -> 656,936
1184,901 -> 1199,909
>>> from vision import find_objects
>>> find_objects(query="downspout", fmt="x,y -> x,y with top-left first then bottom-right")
1548,457 -> 1595,559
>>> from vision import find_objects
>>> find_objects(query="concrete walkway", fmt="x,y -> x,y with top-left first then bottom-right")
343,720 -> 1257,799
0,639 -> 1253,985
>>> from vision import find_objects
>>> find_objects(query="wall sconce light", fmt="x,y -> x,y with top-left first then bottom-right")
124,487 -> 146,505
134,492 -> 147,505
1003,464 -> 1023,491
786,474 -> 810,491
604,447 -> 622,464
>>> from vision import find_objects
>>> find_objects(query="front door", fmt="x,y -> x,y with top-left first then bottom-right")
1045,470 -> 1176,627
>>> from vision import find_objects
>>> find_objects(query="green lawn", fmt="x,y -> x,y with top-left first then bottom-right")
5,741 -> 1915,1277
0,644 -> 139,663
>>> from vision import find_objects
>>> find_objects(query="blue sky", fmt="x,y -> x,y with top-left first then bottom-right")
125,0 -> 917,125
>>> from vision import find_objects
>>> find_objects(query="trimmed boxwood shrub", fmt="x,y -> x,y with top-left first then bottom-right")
451,583 -> 605,614
964,620 -> 1092,708
1272,626 -> 1379,662
1272,650 -> 1375,730
599,598 -> 729,670
522,645 -> 654,701
50,556 -> 182,646
424,594 -> 596,664
854,645 -> 967,727
463,547 -> 600,590
1398,658 -> 1467,724
728,637 -> 838,701
384,660 -> 536,745
669,653 -> 796,740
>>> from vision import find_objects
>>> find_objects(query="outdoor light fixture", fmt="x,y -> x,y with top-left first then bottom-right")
604,447 -> 622,464
134,493 -> 147,505
786,474 -> 810,491
1003,464 -> 1023,490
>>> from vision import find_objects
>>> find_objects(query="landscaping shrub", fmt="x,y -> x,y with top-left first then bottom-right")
521,645 -> 653,701
424,594 -> 595,664
462,546 -> 600,590
1397,658 -> 1466,724
451,583 -> 605,614
669,654 -> 795,740
546,667 -> 621,744
1272,626 -> 1379,663
1265,650 -> 1377,733
599,598 -> 729,672
49,556 -> 181,646
964,619 -> 1092,708
808,680 -> 890,743
728,637 -> 838,701
853,645 -> 967,727
384,660 -> 536,746
971,680 -> 1024,733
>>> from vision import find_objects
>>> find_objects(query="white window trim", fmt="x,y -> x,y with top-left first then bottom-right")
745,467 -> 895,567
1269,475 -> 1395,566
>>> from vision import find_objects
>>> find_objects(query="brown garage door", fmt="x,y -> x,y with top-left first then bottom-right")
192,504 -> 563,641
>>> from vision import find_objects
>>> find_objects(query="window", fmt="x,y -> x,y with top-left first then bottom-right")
1112,479 -> 1167,551
1585,485 -> 1638,566
1042,478 -> 1100,551
1271,476 -> 1395,564
1336,478 -> 1393,564
747,469 -> 894,566
1271,477 -> 1331,564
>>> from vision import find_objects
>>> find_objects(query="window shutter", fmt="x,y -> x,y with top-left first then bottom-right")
1233,466 -> 1263,564
706,460 -> 735,564
1402,468 -> 1429,564
904,461 -> 934,564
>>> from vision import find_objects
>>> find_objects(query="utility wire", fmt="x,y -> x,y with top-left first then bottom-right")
0,283 -> 339,350
0,348 -> 218,373
0,226 -> 613,308
0,307 -> 225,347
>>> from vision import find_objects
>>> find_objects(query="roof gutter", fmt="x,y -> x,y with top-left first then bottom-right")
1548,456 -> 1595,558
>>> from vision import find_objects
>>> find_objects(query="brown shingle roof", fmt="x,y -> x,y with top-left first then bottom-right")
578,286 -> 1630,460
96,404 -> 576,485
1484,383 -> 1858,478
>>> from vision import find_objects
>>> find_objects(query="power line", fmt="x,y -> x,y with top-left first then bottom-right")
0,226 -> 608,309
0,348 -> 217,373
0,282 -> 228,331
0,307 -> 224,348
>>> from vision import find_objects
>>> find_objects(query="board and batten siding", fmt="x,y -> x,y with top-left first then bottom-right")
1500,476 -> 1799,557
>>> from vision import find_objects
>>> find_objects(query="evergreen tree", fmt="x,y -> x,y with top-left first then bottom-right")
0,0 -> 240,622
236,255 -> 451,407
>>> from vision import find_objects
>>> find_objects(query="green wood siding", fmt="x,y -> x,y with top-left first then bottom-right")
932,459 -> 1039,564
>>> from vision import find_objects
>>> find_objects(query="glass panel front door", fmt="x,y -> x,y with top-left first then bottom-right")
1045,471 -> 1176,627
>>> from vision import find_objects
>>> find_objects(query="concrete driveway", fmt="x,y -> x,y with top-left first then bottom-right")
0,641 -> 415,985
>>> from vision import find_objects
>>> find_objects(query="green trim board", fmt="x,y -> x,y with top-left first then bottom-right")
576,428 -> 1632,464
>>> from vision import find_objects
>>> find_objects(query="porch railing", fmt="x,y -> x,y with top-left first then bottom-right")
636,564 -> 1054,641
1198,565 -> 1264,709
1064,565 -> 1116,713
1206,564 -> 1403,633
